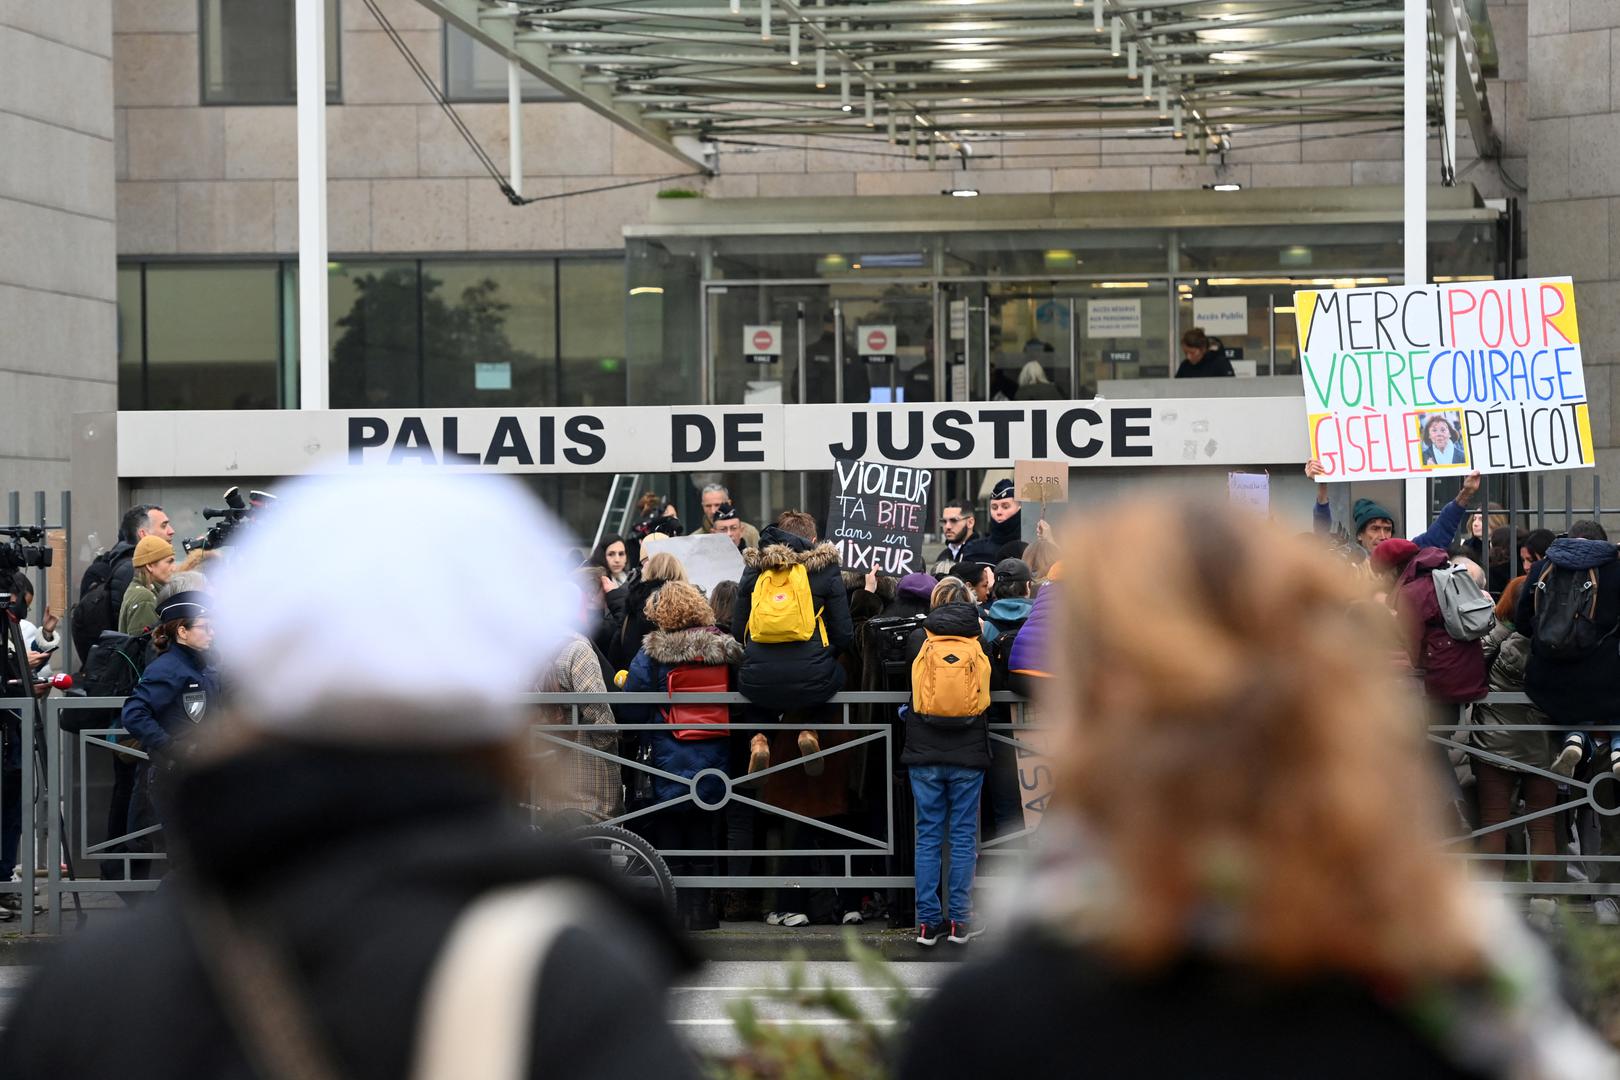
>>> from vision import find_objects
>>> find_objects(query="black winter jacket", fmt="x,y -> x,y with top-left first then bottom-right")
0,747 -> 699,1080
1514,550 -> 1620,726
900,932 -> 1485,1080
900,603 -> 992,771
731,527 -> 854,711
609,574 -> 662,672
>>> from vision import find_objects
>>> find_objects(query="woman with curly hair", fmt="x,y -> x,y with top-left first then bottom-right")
900,500 -> 1614,1080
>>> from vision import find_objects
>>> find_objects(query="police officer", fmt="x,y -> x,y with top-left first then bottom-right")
119,591 -> 215,858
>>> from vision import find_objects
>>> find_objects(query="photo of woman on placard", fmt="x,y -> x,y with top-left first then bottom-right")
1419,412 -> 1468,467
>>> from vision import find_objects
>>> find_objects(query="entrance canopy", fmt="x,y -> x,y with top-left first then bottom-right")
415,0 -> 1497,172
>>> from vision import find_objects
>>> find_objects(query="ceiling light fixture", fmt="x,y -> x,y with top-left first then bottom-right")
947,188 -> 980,197
789,21 -> 799,64
1205,182 -> 1242,192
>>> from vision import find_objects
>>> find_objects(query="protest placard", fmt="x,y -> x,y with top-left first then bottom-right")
651,533 -> 746,597
1296,277 -> 1590,481
1014,459 -> 1069,507
1228,471 -> 1269,513
826,457 -> 930,574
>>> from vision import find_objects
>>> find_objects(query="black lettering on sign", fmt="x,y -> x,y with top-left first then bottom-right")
976,409 -> 1023,460
877,411 -> 924,460
826,456 -> 931,575
1056,408 -> 1103,459
388,417 -> 437,465
349,417 -> 389,463
1111,407 -> 1152,458
672,415 -> 716,464
483,416 -> 534,466
829,413 -> 867,459
724,412 -> 766,463
929,410 -> 974,460
441,418 -> 480,466
564,416 -> 606,466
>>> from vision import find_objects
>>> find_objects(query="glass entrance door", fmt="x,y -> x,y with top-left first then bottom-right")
708,282 -> 935,405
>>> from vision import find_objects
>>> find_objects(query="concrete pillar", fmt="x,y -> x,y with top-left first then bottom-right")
1528,1 -> 1620,507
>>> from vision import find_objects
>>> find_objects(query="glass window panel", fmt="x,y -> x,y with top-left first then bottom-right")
444,24 -> 562,102
626,239 -> 702,406
117,266 -> 144,410
1062,283 -> 1172,385
145,264 -> 281,409
559,259 -> 628,408
202,0 -> 340,105
422,260 -> 557,407
1179,224 -> 1403,274
944,230 -> 1168,278
329,261 -> 421,408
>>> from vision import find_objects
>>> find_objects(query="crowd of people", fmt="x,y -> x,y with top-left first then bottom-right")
561,480 -> 1056,939
4,468 -> 1620,1077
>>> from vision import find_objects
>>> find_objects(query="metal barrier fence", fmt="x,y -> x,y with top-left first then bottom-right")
3,689 -> 1619,935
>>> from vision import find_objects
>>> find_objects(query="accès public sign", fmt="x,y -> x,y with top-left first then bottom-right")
1297,276 -> 1590,481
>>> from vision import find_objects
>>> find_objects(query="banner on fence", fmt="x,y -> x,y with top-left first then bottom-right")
1297,277 -> 1591,481
826,457 -> 930,574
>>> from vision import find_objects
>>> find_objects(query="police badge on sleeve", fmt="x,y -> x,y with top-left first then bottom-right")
182,684 -> 208,724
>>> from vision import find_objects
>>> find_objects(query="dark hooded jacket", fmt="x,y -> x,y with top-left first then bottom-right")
621,626 -> 744,803
901,603 -> 992,771
0,747 -> 699,1080
1515,538 -> 1620,725
1392,547 -> 1487,704
609,574 -> 662,672
731,527 -> 854,710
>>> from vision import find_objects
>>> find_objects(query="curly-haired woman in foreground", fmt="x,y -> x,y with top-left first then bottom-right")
899,499 -> 1616,1080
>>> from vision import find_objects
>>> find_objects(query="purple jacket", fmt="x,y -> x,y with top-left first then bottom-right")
1007,581 -> 1058,678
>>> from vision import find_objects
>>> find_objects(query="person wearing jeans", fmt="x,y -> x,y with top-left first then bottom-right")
908,763 -> 986,939
901,593 -> 993,946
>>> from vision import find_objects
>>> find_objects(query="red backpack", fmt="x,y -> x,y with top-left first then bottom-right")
663,664 -> 731,741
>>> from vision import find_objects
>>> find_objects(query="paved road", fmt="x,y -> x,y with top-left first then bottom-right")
0,958 -> 953,1056
0,968 -> 28,1034
671,958 -> 950,1056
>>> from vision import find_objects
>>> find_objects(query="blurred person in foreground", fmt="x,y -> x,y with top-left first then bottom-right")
0,471 -> 697,1080
900,500 -> 1615,1080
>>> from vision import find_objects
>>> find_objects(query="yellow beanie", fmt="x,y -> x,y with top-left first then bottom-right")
133,535 -> 174,569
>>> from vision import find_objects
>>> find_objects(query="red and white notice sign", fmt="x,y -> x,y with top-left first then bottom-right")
859,324 -> 896,357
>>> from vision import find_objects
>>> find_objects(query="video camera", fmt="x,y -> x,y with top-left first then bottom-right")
183,486 -> 276,552
0,524 -> 52,575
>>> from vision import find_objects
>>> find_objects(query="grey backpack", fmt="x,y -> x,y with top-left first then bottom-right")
1431,562 -> 1496,642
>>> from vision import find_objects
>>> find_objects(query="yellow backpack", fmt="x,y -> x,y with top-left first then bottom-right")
747,563 -> 827,645
911,633 -> 991,719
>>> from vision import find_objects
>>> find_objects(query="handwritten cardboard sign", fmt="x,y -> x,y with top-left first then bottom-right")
1014,459 -> 1069,506
826,457 -> 931,574
1297,277 -> 1591,480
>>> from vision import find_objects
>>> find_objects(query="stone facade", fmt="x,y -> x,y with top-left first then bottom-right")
1,1 -> 118,496
112,0 -> 1528,258
1528,0 -> 1620,496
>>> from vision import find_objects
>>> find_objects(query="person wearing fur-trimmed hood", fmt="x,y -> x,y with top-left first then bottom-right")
730,513 -> 855,710
622,582 -> 744,931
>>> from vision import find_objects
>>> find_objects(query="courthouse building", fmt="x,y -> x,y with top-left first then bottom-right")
1,0 -> 1603,547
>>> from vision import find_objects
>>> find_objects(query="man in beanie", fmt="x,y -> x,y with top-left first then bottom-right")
986,479 -> 1022,548
118,535 -> 176,636
1,471 -> 699,1080
1307,460 -> 1481,559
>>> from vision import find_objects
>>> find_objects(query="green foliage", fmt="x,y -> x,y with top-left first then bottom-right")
657,188 -> 703,199
706,930 -> 914,1080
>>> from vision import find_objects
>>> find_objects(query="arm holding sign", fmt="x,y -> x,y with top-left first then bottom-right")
1411,473 -> 1479,551
1306,460 -> 1332,535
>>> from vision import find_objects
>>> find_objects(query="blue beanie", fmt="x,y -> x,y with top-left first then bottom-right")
1353,498 -> 1395,536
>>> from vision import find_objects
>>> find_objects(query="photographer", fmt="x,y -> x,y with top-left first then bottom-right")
119,592 -> 216,869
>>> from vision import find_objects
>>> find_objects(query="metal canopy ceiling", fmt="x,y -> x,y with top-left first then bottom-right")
419,0 -> 1497,173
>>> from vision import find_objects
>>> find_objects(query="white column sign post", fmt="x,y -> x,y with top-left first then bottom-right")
744,324 -> 782,365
